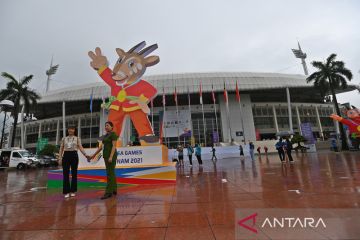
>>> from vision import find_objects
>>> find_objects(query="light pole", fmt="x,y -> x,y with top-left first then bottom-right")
291,41 -> 308,76
0,100 -> 14,148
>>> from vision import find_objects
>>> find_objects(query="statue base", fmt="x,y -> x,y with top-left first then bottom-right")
47,145 -> 176,189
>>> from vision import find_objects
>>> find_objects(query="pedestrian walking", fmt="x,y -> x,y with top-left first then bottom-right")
257,146 -> 261,156
249,142 -> 255,160
177,144 -> 184,166
239,145 -> 245,160
264,146 -> 268,157
330,137 -> 338,152
275,138 -> 285,163
285,138 -> 294,163
195,144 -> 203,165
186,144 -> 194,166
211,146 -> 217,161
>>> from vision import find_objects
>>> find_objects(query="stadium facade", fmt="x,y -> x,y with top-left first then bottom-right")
12,72 -> 356,150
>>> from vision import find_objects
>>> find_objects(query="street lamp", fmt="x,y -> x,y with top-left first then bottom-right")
0,100 -> 14,148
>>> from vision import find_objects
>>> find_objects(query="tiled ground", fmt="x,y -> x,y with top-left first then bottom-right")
0,150 -> 359,239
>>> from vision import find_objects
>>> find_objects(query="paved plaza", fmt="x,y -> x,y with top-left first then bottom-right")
0,150 -> 359,240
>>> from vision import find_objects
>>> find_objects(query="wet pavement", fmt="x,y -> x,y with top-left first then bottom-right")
0,150 -> 359,240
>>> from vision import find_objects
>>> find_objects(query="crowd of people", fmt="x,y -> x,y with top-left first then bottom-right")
275,137 -> 294,163
176,143 -> 203,166
174,137 -> 296,168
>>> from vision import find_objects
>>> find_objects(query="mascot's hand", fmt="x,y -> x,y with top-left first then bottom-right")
129,99 -> 150,114
330,114 -> 342,122
88,47 -> 108,70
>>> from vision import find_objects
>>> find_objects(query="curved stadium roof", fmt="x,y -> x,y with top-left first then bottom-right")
39,72 -> 356,103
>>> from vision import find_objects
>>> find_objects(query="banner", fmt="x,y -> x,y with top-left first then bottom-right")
212,131 -> 219,143
80,145 -> 165,168
300,122 -> 315,144
36,138 -> 48,154
163,109 -> 192,137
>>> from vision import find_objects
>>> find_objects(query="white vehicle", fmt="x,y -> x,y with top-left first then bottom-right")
0,148 -> 39,169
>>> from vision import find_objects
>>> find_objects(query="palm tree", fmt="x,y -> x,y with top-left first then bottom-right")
307,54 -> 353,150
0,72 -> 40,147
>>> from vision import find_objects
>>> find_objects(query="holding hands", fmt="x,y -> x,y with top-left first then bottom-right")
57,155 -> 62,165
86,154 -> 94,162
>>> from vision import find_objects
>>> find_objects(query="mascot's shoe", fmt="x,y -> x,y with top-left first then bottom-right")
139,135 -> 159,143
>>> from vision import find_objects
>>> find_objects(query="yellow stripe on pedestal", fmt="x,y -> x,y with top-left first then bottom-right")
132,171 -> 176,180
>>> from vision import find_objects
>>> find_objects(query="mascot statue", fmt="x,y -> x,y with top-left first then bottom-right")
88,41 -> 159,145
330,105 -> 360,149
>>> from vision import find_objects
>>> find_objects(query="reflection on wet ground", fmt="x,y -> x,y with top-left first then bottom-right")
0,150 -> 359,239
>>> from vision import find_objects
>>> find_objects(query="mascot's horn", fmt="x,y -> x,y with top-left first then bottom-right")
139,44 -> 158,57
128,41 -> 146,53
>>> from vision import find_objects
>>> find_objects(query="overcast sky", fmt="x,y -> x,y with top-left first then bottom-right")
0,0 -> 359,105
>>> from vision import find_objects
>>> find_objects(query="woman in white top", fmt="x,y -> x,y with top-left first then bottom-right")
58,126 -> 89,198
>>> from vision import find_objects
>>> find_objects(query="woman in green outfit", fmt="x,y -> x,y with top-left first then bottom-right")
90,121 -> 118,200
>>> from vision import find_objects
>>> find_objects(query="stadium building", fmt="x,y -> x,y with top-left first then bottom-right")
12,72 -> 356,150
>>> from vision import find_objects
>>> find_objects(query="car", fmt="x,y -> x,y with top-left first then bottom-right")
37,155 -> 58,167
0,148 -> 40,169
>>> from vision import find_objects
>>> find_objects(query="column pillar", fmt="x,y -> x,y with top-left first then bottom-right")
333,105 -> 340,135
315,106 -> 324,140
296,105 -> 302,133
77,117 -> 81,138
55,119 -> 60,145
7,126 -> 13,148
272,105 -> 279,133
38,122 -> 42,139
286,87 -> 293,133
121,116 -> 131,147
24,124 -> 27,147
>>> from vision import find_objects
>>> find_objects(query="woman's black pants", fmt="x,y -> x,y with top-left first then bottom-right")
62,151 -> 79,194
196,154 -> 203,164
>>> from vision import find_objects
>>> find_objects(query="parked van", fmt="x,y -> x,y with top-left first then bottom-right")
0,148 -> 39,169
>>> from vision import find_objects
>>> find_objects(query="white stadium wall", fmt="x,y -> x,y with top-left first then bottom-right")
219,94 -> 256,142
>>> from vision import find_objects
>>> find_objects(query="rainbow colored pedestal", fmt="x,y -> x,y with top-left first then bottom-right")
47,145 -> 176,189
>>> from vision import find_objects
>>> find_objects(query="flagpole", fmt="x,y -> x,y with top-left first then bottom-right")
214,103 -> 219,140
90,111 -> 93,148
173,79 -> 180,145
197,119 -> 201,144
20,105 -> 25,149
226,103 -> 232,142
89,88 -> 93,148
62,101 -> 66,139
151,99 -> 154,130
187,86 -> 192,146
200,81 -> 207,146
224,82 -> 232,143
236,81 -> 246,142
238,101 -> 245,143
101,96 -> 105,136
162,86 -> 167,147
201,101 -> 206,146
175,92 -> 180,145
212,84 -> 219,144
